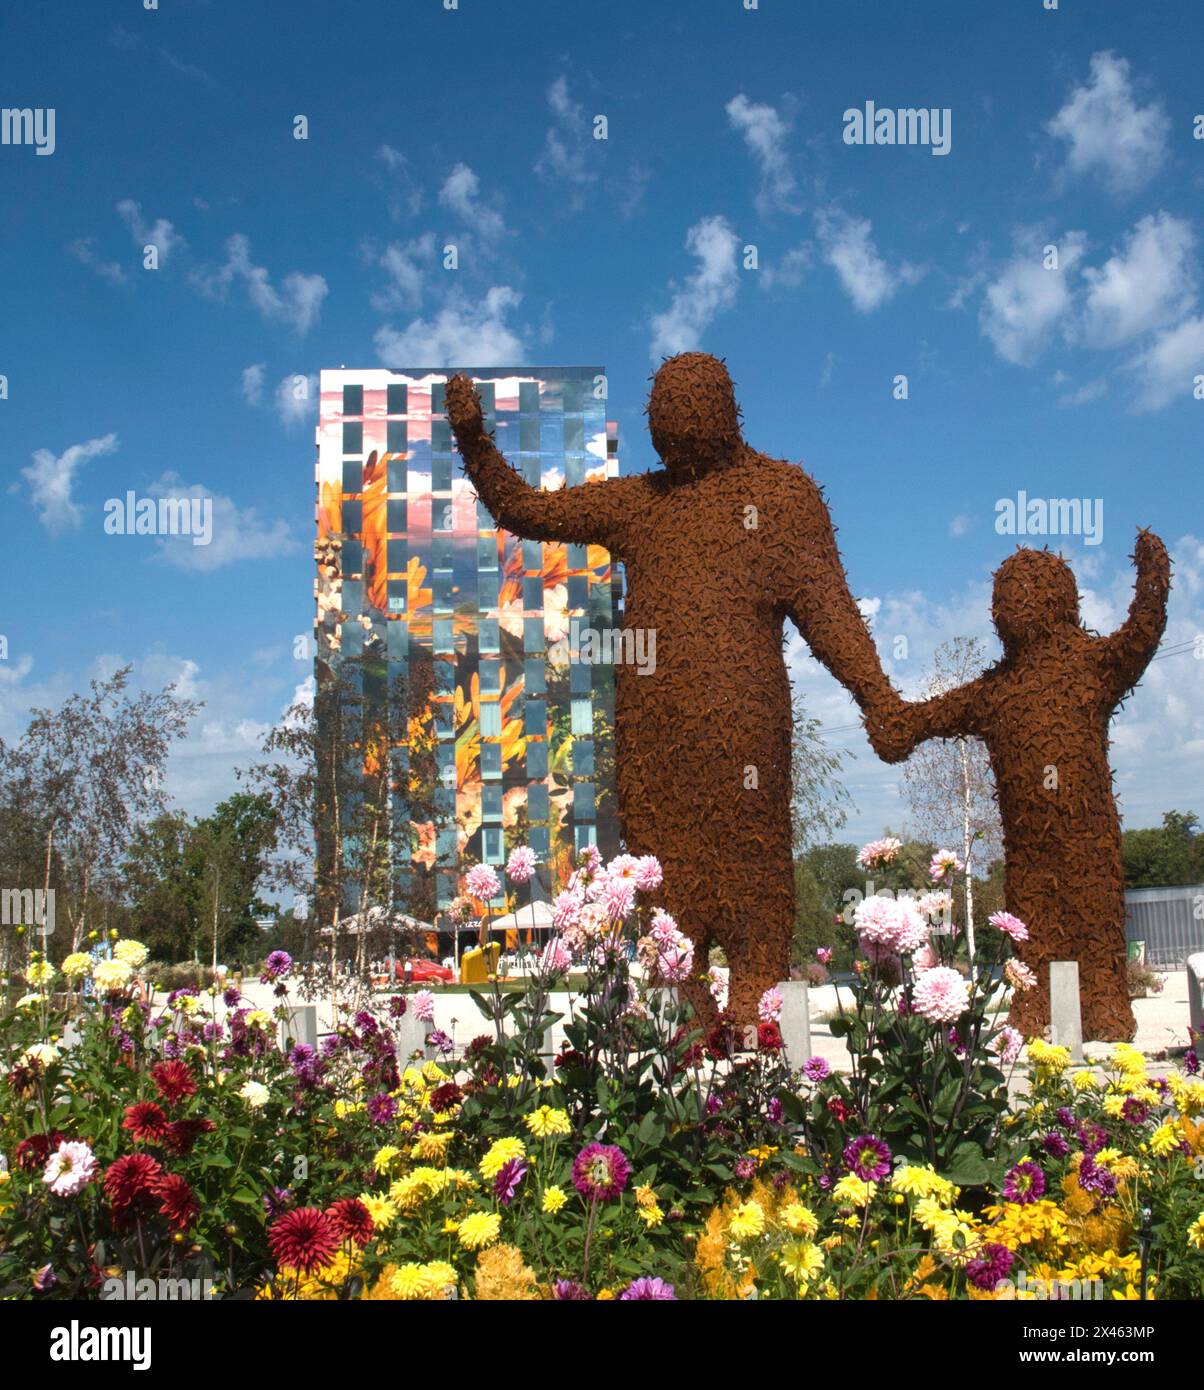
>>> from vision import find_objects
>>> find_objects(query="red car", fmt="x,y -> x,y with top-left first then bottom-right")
392,958 -> 454,984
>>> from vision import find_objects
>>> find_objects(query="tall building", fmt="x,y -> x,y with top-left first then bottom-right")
314,367 -> 622,915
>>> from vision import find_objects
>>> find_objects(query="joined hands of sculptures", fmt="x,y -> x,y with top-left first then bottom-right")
447,355 -> 1170,1041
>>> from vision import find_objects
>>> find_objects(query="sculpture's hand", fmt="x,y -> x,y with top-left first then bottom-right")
1133,527 -> 1168,581
862,690 -> 915,764
445,373 -> 485,446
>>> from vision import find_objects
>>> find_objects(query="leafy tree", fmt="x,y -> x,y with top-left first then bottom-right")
791,688 -> 854,855
1122,810 -> 1204,887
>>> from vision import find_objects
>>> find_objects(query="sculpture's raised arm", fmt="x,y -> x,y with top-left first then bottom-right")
777,467 -> 909,756
446,374 -> 634,551
1093,528 -> 1171,708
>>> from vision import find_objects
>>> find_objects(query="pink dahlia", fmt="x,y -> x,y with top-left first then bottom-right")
911,966 -> 970,1023
540,936 -> 572,974
989,911 -> 1029,944
758,986 -> 783,1024
856,837 -> 902,870
929,849 -> 963,883
506,846 -> 537,884
571,1142 -> 630,1201
634,855 -> 663,892
42,1140 -> 97,1197
411,989 -> 435,1023
1005,959 -> 1036,992
552,889 -> 583,931
464,863 -> 501,902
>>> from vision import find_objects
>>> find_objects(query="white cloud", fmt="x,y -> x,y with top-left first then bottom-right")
144,471 -> 299,572
535,76 -> 595,191
760,241 -> 812,291
1079,213 -> 1196,349
648,214 -> 741,358
116,199 -> 185,264
814,207 -> 923,313
725,93 -> 799,217
374,286 -> 526,367
68,238 -> 126,285
948,514 -> 973,537
377,144 -> 424,220
241,363 -> 265,406
1129,315 -> 1204,411
1058,377 -> 1109,407
274,372 -> 319,428
438,163 -> 509,248
1046,51 -> 1170,197
978,230 -> 1086,365
20,433 -> 118,533
191,234 -> 328,336
370,233 -> 436,314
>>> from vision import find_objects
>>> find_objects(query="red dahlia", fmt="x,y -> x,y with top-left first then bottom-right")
429,1083 -> 464,1112
151,1060 -> 197,1107
122,1102 -> 172,1145
757,1022 -> 784,1052
163,1116 -> 214,1157
104,1153 -> 163,1210
153,1173 -> 200,1231
267,1206 -> 340,1274
326,1197 -> 374,1247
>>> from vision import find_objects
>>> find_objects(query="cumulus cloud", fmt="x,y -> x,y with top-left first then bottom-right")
760,241 -> 812,291
117,199 -> 185,264
438,163 -> 509,248
241,363 -> 265,406
1045,51 -> 1170,197
144,471 -> 299,571
535,75 -> 596,192
20,432 -> 119,533
814,207 -> 923,313
374,286 -> 526,367
274,372 -> 319,428
191,234 -> 328,336
377,144 -> 424,220
1078,213 -> 1196,349
978,230 -> 1086,365
1129,316 -> 1204,412
725,93 -> 800,217
369,233 -> 436,314
648,215 -> 741,358
68,237 -> 126,285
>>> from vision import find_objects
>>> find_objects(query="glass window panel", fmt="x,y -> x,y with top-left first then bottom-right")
386,383 -> 407,416
526,784 -> 549,821
479,701 -> 502,737
524,700 -> 546,736
481,785 -> 503,820
479,659 -> 501,695
523,617 -> 544,653
432,457 -> 452,492
571,697 -> 592,736
341,500 -> 362,533
342,460 -> 362,494
530,825 -> 550,859
519,381 -> 539,413
526,741 -> 548,778
523,577 -> 543,609
387,498 -> 407,532
478,619 -> 499,655
433,619 -> 455,653
524,659 -> 546,695
570,658 -> 591,693
342,421 -> 363,454
478,574 -> 499,608
477,536 -> 498,571
573,783 -> 596,819
568,575 -> 588,609
342,384 -> 363,416
387,454 -> 407,491
387,421 -> 407,454
480,743 -> 502,779
572,741 -> 595,775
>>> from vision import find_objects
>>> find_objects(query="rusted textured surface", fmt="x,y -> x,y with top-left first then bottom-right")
446,355 -> 899,1023
871,537 -> 1171,1042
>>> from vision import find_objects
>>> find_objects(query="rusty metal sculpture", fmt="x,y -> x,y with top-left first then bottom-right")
446,353 -> 900,1022
868,536 -> 1171,1042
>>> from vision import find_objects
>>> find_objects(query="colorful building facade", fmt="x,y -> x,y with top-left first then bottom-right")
314,368 -> 622,913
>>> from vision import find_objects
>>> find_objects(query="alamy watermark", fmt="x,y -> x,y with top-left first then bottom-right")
1,886 -> 54,937
843,101 -> 951,157
1,107 -> 55,156
103,492 -> 212,547
553,619 -> 657,676
995,491 -> 1103,546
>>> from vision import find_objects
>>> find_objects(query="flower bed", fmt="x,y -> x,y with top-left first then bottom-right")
2,846 -> 1202,1300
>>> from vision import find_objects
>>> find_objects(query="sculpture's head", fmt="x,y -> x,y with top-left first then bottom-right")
646,352 -> 744,475
991,548 -> 1080,653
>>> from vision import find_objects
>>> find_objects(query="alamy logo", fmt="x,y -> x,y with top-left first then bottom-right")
997,1270 -> 1104,1301
101,1270 -> 215,1301
994,491 -> 1103,546
557,619 -> 656,675
843,101 -> 951,156
1,886 -> 54,937
2,106 -> 55,155
103,492 -> 213,547
49,1321 -> 151,1370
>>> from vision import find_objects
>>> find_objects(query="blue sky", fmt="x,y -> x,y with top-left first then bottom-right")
2,0 -> 1202,844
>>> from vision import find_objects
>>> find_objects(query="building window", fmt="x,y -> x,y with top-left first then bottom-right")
343,384 -> 363,416
342,421 -> 363,455
386,383 -> 407,416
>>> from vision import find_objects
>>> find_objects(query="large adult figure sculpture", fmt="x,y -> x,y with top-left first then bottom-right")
446,353 -> 900,1022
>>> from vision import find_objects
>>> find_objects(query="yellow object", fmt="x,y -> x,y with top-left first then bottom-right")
460,943 -> 501,983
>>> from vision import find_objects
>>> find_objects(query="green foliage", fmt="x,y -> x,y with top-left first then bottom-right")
1122,810 -> 1204,887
